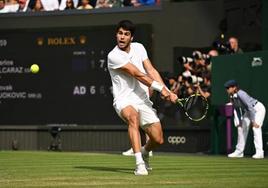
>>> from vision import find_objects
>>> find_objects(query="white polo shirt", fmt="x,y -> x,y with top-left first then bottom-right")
108,42 -> 151,111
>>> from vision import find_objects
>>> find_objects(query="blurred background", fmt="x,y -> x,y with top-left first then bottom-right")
0,0 -> 267,155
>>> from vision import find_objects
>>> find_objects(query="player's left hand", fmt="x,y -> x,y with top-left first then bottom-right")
161,88 -> 178,103
169,92 -> 178,103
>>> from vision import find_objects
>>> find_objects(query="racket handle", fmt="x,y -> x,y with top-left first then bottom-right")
176,99 -> 184,106
176,98 -> 184,102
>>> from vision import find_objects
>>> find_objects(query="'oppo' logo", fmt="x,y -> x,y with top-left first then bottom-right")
168,136 -> 186,145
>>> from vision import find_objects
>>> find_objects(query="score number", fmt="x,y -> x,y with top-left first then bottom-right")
0,39 -> 7,47
73,85 -> 112,96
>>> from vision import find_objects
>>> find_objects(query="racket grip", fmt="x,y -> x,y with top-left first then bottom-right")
176,98 -> 183,102
176,98 -> 183,105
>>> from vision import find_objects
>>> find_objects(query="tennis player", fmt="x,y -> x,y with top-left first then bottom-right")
224,80 -> 266,159
108,20 -> 178,175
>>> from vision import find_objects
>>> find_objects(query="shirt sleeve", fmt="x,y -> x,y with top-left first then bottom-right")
237,90 -> 256,122
138,43 -> 149,62
108,52 -> 130,69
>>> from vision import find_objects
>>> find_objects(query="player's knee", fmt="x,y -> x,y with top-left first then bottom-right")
155,136 -> 164,145
159,137 -> 164,145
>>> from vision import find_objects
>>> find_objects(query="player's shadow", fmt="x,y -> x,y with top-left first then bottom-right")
75,166 -> 133,174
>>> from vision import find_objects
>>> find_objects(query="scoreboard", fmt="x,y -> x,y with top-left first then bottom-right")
0,25 -> 152,125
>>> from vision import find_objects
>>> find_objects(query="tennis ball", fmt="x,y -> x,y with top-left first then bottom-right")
30,64 -> 39,74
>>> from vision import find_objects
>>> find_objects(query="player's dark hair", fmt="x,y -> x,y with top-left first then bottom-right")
116,20 -> 135,36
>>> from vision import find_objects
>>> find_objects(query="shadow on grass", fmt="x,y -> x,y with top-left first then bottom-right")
75,166 -> 133,174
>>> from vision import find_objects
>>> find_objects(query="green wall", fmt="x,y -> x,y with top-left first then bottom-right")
263,0 -> 268,50
211,51 -> 268,107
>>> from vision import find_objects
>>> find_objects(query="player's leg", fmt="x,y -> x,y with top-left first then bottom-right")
121,106 -> 141,154
143,122 -> 164,151
120,105 -> 148,175
141,122 -> 164,170
145,133 -> 153,156
138,102 -> 163,170
252,102 -> 266,159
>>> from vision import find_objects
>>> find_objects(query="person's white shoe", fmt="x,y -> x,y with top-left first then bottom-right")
122,148 -> 153,157
228,151 -> 244,158
252,153 -> 264,159
122,148 -> 134,156
134,162 -> 148,176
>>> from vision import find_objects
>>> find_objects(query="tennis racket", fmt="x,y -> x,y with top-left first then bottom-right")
176,93 -> 209,121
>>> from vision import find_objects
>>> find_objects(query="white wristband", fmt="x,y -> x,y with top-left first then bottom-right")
151,81 -> 164,92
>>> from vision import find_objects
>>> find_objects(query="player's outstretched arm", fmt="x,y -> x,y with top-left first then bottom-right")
143,59 -> 178,102
120,62 -> 177,103
143,59 -> 165,86
120,62 -> 153,87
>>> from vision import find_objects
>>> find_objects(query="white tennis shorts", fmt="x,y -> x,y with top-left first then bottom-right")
114,100 -> 160,129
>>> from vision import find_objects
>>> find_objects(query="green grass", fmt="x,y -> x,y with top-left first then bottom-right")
0,151 -> 268,188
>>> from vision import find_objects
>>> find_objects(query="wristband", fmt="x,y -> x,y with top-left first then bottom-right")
150,81 -> 164,92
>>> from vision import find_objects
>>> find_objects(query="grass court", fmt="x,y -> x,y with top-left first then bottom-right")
0,151 -> 268,188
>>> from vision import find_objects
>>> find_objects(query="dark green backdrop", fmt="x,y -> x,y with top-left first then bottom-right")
263,0 -> 268,50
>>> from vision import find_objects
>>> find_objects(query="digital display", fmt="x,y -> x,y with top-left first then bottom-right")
0,25 -> 152,125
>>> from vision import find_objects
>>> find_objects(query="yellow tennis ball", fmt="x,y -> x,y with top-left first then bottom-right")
30,64 -> 39,74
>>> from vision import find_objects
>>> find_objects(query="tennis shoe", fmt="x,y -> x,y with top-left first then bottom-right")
252,152 -> 264,159
228,151 -> 244,158
122,148 -> 134,156
122,148 -> 153,157
134,162 -> 148,176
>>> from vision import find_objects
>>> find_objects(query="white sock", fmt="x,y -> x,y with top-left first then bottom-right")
141,146 -> 149,156
134,152 -> 144,165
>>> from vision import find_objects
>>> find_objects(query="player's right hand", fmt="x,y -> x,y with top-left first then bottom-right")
161,88 -> 178,103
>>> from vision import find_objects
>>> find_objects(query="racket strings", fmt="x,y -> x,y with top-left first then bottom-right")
184,95 -> 208,121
